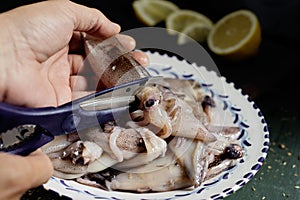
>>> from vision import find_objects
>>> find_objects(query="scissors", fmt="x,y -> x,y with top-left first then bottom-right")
0,34 -> 161,156
0,76 -> 161,156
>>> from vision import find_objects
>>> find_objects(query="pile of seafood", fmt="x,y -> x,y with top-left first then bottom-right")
42,77 -> 244,193
42,36 -> 244,193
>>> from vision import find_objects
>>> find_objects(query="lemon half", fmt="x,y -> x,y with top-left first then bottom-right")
207,9 -> 261,60
133,0 -> 179,26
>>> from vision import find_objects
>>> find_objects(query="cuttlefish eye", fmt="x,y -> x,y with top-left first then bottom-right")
223,144 -> 244,159
145,99 -> 156,108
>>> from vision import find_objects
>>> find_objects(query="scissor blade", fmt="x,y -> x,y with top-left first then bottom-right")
79,76 -> 162,111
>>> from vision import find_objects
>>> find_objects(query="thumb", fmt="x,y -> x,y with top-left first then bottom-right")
0,150 -> 53,195
25,149 -> 54,188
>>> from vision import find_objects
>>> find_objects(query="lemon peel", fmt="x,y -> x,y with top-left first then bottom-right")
166,9 -> 213,35
132,0 -> 179,26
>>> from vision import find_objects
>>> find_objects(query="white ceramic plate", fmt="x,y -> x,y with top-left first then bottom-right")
43,51 -> 269,200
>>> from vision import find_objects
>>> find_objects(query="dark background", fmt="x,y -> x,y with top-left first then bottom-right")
1,1 -> 299,199
1,0 -> 299,116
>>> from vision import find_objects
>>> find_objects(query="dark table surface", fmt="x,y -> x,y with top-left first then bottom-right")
1,0 -> 300,199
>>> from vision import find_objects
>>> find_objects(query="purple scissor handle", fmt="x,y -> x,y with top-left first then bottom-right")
0,77 -> 156,156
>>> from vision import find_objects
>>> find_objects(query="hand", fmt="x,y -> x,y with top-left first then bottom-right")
0,150 -> 53,200
0,1 -> 148,199
0,0 -> 149,108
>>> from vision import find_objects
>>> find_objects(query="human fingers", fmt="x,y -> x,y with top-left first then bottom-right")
131,51 -> 149,67
25,150 -> 54,188
70,75 -> 101,92
69,54 -> 91,75
69,42 -> 143,76
69,31 -> 84,53
69,44 -> 149,77
70,76 -> 89,91
115,34 -> 136,52
0,150 -> 53,199
115,35 -> 149,67
69,33 -> 136,52
72,91 -> 95,100
69,34 -> 137,77
70,33 -> 136,57
66,1 -> 120,38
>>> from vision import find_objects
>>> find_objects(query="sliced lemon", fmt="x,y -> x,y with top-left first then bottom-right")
207,9 -> 261,60
166,9 -> 213,35
132,0 -> 179,26
177,22 -> 212,45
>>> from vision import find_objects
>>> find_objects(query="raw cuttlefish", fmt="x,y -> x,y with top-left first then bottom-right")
42,36 -> 244,193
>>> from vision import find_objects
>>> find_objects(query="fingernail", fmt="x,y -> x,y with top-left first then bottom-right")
112,22 -> 121,31
128,39 -> 136,49
133,51 -> 149,67
139,56 -> 149,67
